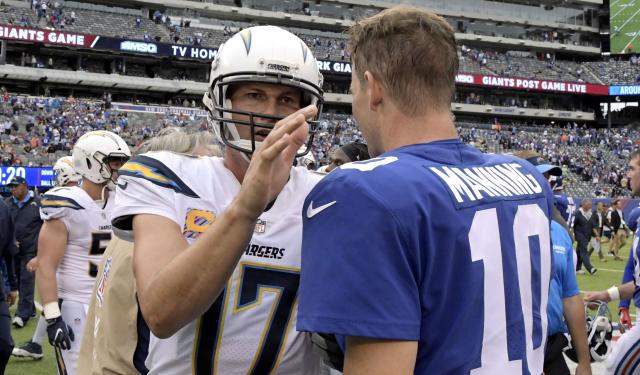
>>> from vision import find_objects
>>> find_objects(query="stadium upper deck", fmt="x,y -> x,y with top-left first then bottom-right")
0,0 -> 635,86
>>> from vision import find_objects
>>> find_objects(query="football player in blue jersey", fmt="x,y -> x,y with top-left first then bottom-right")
585,150 -> 640,375
297,6 -> 556,374
617,205 -> 640,332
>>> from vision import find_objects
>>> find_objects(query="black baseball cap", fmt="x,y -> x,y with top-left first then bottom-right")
7,176 -> 27,186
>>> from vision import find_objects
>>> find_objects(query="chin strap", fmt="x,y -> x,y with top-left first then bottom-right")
240,151 -> 251,163
100,184 -> 109,209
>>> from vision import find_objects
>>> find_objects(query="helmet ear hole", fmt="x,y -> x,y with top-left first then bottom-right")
86,159 -> 92,170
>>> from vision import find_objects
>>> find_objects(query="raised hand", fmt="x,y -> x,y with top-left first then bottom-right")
235,104 -> 317,218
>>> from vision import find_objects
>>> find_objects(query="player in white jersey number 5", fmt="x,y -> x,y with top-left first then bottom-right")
36,131 -> 130,375
111,25 -> 325,374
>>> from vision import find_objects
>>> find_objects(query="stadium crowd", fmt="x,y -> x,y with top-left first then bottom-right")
1,2 -> 639,84
0,90 -> 637,200
459,123 -> 638,197
0,92 -> 202,167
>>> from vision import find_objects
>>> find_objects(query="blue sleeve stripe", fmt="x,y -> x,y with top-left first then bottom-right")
119,155 -> 200,198
40,195 -> 84,210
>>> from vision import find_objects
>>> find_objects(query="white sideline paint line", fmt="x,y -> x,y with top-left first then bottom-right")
611,4 -> 629,19
617,7 -> 640,35
589,267 -> 624,273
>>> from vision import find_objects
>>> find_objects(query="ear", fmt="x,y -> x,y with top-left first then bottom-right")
363,71 -> 383,111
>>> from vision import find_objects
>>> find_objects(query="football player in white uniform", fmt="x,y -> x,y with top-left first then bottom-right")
36,131 -> 130,375
77,129 -> 219,375
12,156 -> 82,361
585,149 -> 640,375
53,156 -> 83,188
111,25 -> 325,374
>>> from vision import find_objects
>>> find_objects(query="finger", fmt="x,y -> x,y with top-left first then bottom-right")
281,121 -> 310,161
263,105 -> 316,147
261,113 -> 305,149
261,135 -> 291,161
273,105 -> 317,132
288,120 -> 310,149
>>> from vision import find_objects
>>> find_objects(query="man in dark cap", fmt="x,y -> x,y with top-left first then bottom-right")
325,142 -> 370,172
4,176 -> 42,327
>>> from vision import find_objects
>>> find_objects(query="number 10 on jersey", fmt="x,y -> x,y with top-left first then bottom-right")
470,204 -> 551,375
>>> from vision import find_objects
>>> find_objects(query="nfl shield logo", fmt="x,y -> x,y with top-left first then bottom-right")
254,219 -> 266,234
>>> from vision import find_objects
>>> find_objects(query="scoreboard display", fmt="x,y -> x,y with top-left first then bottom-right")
610,1 -> 640,54
0,166 -> 55,187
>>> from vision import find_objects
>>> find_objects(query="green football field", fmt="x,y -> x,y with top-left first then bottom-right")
610,0 -> 640,54
2,239 -> 636,374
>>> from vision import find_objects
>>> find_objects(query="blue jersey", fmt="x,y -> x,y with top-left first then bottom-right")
547,221 -> 579,336
298,140 -> 555,375
620,207 -> 640,309
631,230 -> 640,307
554,194 -> 576,228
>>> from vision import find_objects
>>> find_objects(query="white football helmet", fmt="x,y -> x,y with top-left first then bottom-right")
565,301 -> 613,363
72,130 -> 131,185
203,25 -> 324,156
53,156 -> 81,186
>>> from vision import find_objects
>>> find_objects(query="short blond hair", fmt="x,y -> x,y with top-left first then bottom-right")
135,127 -> 219,156
349,6 -> 458,115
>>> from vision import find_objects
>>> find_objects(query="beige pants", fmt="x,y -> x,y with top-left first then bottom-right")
610,229 -> 627,254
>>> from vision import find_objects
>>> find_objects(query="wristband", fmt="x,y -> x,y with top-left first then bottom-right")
607,286 -> 620,301
43,302 -> 61,320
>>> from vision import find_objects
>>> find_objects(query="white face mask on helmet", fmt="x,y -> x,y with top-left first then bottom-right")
72,130 -> 131,187
53,155 -> 81,186
203,25 -> 324,157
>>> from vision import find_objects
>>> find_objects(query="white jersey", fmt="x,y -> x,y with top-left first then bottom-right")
40,186 -> 114,304
112,152 -> 324,375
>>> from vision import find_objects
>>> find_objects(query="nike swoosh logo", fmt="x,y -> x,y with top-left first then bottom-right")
306,200 -> 336,219
117,181 -> 128,190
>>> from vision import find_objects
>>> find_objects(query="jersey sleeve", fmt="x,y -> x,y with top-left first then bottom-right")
111,154 -> 185,231
39,191 -> 83,229
297,174 -> 420,341
559,229 -> 579,298
619,250 -> 635,309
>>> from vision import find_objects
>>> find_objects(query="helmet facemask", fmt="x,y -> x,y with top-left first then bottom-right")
206,71 -> 324,158
86,151 -> 129,189
564,301 -> 612,363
